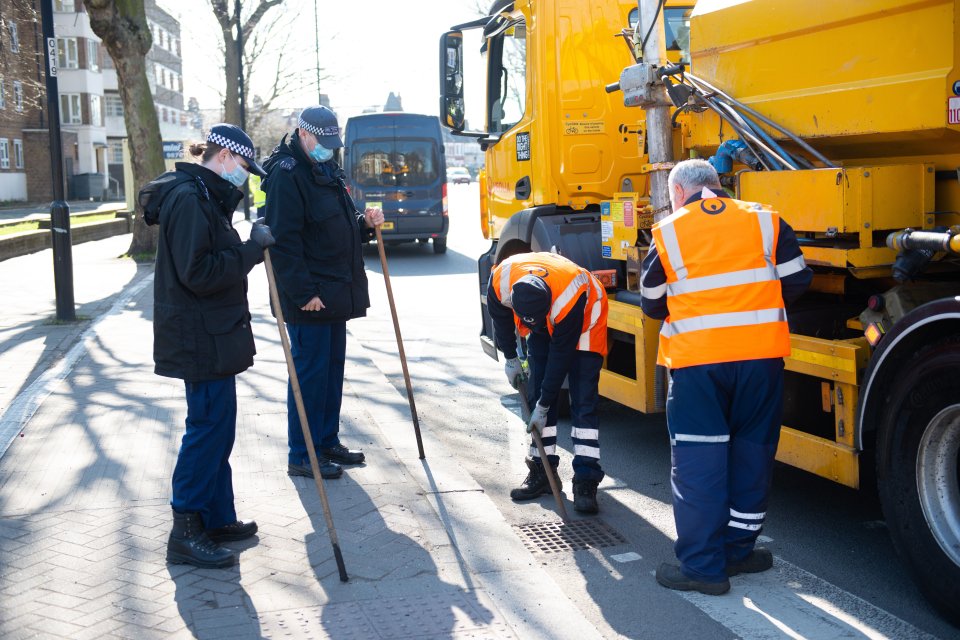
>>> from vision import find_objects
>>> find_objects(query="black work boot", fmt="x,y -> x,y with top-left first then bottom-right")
656,563 -> 730,595
288,459 -> 343,479
726,547 -> 773,576
167,510 -> 236,568
510,457 -> 562,501
572,478 -> 600,514
206,519 -> 258,543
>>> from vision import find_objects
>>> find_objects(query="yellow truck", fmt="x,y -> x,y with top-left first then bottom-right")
440,0 -> 960,622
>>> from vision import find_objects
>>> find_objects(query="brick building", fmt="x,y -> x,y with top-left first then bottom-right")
0,0 -> 62,203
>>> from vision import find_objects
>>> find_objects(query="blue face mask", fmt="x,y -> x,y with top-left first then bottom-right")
220,154 -> 249,187
309,142 -> 334,163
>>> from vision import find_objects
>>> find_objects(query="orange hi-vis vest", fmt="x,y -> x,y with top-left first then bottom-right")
492,252 -> 608,357
651,196 -> 791,369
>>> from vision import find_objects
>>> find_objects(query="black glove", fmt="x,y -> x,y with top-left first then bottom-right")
250,217 -> 275,249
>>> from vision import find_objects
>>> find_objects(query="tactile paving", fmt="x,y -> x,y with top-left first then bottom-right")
256,591 -> 516,639
514,519 -> 627,554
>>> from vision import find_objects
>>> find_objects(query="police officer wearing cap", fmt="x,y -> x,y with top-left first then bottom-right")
261,106 -> 384,480
486,252 -> 609,514
147,123 -> 276,568
641,159 -> 812,595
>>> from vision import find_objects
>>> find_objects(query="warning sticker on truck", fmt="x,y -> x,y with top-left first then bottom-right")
564,121 -> 605,135
950,96 -> 960,125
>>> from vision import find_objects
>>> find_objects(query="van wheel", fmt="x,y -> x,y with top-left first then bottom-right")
433,237 -> 448,254
876,337 -> 960,625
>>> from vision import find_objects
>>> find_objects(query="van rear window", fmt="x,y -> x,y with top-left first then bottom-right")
350,139 -> 439,187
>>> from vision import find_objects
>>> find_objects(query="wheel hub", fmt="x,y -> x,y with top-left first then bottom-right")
916,403 -> 960,567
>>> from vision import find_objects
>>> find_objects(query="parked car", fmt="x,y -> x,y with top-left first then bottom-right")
343,112 -> 449,254
446,166 -> 471,184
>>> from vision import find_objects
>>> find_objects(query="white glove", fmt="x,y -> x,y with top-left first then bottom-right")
527,403 -> 549,434
504,357 -> 527,390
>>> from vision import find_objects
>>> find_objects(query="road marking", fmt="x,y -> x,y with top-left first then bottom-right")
665,559 -> 938,640
0,273 -> 155,460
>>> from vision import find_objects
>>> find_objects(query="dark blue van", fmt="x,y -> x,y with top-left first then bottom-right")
343,113 -> 449,254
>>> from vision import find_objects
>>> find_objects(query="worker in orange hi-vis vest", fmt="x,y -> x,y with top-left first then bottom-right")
641,159 -> 812,596
487,252 -> 608,514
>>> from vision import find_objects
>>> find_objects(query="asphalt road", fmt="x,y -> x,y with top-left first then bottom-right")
347,183 -> 960,640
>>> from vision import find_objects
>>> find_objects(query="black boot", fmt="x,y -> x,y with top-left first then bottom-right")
207,519 -> 258,543
167,510 -> 236,568
510,457 -> 562,501
573,478 -> 599,514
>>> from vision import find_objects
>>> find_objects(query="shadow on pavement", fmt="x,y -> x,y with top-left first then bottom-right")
361,242 -> 479,277
170,552 -> 262,639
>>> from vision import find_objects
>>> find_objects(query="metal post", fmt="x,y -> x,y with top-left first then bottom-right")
235,0 -> 251,220
638,0 -> 674,222
314,0 -> 321,102
40,0 -> 75,322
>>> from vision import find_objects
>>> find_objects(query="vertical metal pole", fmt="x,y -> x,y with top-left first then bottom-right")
313,0 -> 321,102
638,0 -> 674,222
235,0 -> 251,220
40,0 -> 75,322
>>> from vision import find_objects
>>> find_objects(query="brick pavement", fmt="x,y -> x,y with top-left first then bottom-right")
0,235 -> 604,639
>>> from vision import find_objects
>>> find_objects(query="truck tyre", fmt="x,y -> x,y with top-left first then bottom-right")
876,337 -> 960,625
433,237 -> 448,254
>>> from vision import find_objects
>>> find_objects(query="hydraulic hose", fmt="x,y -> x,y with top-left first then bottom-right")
684,72 -> 837,168
887,229 -> 960,254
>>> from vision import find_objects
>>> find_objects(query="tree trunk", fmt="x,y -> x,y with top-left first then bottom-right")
86,0 -> 164,257
222,29 -> 241,125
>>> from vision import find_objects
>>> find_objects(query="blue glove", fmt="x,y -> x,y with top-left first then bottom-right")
504,357 -> 528,390
527,402 -> 549,434
250,217 -> 275,248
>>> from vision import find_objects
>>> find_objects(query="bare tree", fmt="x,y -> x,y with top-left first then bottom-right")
86,0 -> 165,256
210,0 -> 285,126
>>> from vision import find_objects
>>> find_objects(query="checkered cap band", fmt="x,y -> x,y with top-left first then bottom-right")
206,132 -> 254,159
299,118 -> 340,138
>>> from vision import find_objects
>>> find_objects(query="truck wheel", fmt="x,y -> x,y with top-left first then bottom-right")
876,337 -> 960,624
433,237 -> 448,254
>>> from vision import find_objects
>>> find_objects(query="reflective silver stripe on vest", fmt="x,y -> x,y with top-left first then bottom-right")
753,204 -> 775,267
499,262 -> 513,307
657,220 -> 688,281
578,276 -> 604,350
667,265 -> 777,296
776,254 -> 807,278
671,433 -> 731,444
642,282 -> 667,299
551,271 -> 589,322
662,307 -> 787,338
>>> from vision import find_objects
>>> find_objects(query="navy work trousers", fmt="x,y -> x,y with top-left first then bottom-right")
287,322 -> 347,465
526,331 -> 605,483
171,377 -> 238,529
666,358 -> 784,583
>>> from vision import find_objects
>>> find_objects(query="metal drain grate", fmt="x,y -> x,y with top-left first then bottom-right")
514,519 -> 627,554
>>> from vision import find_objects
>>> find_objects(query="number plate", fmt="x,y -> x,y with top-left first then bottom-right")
381,221 -> 395,230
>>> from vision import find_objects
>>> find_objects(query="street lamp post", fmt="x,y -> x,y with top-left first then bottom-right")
40,0 -> 75,322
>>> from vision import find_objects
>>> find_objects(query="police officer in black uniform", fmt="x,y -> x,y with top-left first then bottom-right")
149,124 -> 275,568
261,106 -> 384,480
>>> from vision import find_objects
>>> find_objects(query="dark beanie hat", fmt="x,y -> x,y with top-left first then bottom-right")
511,275 -> 552,326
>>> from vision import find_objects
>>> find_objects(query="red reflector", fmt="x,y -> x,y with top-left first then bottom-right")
867,295 -> 885,311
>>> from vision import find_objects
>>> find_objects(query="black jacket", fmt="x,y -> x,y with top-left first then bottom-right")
261,131 -> 373,324
152,162 -> 263,382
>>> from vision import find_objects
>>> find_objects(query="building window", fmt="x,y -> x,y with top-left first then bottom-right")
54,0 -> 76,11
90,95 -> 102,126
86,40 -> 100,72
60,93 -> 81,124
0,79 -> 5,109
13,139 -> 23,169
57,37 -> 79,69
109,140 -> 123,164
9,23 -> 19,53
105,94 -> 123,117
13,81 -> 22,112
0,140 -> 9,169
180,112 -> 187,126
161,107 -> 168,122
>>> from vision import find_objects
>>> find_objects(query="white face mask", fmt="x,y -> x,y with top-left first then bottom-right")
220,153 -> 249,187
309,139 -> 334,162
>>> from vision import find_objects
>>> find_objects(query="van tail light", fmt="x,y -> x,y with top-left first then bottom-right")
442,182 -> 448,217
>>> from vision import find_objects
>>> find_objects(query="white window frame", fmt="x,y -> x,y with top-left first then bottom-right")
0,139 -> 9,169
13,81 -> 22,112
109,140 -> 124,164
57,37 -> 79,69
86,40 -> 100,72
9,23 -> 18,53
105,94 -> 123,117
60,93 -> 81,125
13,139 -> 23,169
89,95 -> 102,126
54,0 -> 76,11
0,79 -> 5,109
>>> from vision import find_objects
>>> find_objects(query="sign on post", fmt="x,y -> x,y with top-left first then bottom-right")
162,141 -> 184,160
